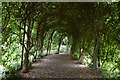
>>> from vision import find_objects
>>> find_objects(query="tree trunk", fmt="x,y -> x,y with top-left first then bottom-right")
70,43 -> 76,56
33,44 -> 37,62
22,51 -> 29,73
93,29 -> 100,72
46,38 -> 50,55
93,5 -> 101,71
57,36 -> 62,54
47,30 -> 54,55
36,22 -> 40,58
22,19 -> 32,73
34,51 -> 37,62
70,35 -> 78,58
66,41 -> 69,53
79,38 -> 85,64
48,40 -> 52,55
98,45 -> 100,67
40,37 -> 44,57
66,36 -> 71,54
21,20 -> 26,70
93,37 -> 98,72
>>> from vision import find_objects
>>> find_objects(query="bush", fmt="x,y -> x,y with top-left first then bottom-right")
96,62 -> 120,78
72,52 -> 79,60
2,42 -> 21,79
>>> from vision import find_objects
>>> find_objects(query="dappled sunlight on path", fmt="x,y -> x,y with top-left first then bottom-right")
20,54 -> 94,78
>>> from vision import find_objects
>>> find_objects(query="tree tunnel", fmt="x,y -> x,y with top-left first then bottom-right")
1,2 -> 120,78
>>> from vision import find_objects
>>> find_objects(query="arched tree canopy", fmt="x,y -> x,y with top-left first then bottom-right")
2,2 -> 120,78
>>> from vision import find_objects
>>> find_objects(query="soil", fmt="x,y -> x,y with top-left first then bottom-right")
20,53 -> 95,79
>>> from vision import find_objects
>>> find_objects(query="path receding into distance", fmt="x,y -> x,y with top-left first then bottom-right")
20,53 -> 95,79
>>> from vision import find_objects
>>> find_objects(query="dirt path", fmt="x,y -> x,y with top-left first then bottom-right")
20,53 -> 95,79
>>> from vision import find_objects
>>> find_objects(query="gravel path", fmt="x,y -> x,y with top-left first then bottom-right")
20,53 -> 94,79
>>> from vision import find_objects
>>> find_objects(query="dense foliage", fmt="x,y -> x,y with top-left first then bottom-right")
1,2 -> 120,78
